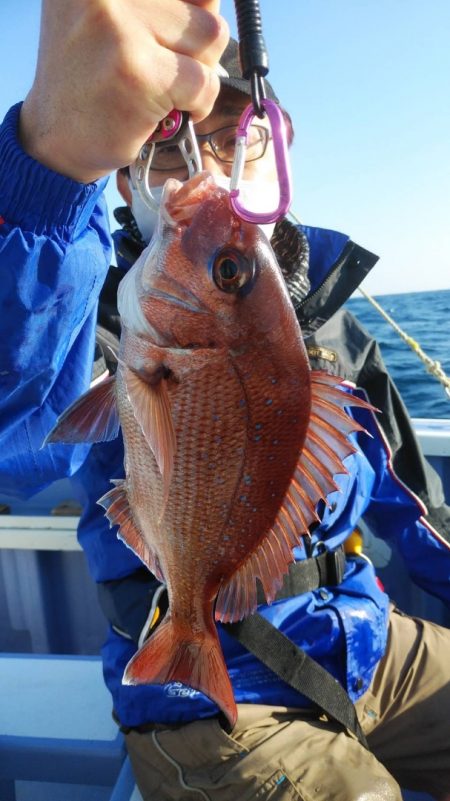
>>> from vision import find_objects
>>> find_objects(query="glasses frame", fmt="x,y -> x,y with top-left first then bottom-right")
149,124 -> 270,172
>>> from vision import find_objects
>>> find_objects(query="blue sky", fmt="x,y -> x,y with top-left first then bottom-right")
1,0 -> 449,295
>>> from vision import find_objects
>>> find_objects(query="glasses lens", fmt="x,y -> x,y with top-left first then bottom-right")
151,143 -> 186,171
212,125 -> 268,163
149,125 -> 269,171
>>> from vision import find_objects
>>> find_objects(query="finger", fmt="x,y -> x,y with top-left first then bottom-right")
172,53 -> 222,122
145,0 -> 229,69
182,0 -> 222,15
140,45 -> 222,124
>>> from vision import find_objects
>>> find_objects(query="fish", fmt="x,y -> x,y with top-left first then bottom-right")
45,172 -> 372,726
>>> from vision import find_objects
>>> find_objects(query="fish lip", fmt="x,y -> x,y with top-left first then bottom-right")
147,287 -> 208,315
174,342 -> 219,352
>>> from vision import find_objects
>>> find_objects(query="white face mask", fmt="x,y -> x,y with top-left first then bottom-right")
129,175 -> 279,245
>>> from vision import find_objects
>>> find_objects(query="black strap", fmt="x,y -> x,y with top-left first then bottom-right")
263,545 -> 346,603
226,613 -> 368,749
97,548 -> 347,643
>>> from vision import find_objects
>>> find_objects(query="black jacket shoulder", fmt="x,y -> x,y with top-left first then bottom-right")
306,308 -> 450,541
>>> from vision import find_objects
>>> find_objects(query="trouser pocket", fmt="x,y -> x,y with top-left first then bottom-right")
246,770 -> 302,800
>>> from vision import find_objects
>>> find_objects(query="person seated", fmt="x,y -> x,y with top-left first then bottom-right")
1,3 -> 449,798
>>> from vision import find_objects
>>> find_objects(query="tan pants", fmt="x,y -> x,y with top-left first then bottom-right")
125,608 -> 450,800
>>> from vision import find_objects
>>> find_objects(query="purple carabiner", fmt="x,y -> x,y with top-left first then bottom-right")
229,98 -> 292,224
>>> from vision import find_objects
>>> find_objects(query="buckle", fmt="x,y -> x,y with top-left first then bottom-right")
326,547 -> 346,586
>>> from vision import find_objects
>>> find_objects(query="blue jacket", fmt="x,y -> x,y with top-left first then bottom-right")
1,102 -> 449,727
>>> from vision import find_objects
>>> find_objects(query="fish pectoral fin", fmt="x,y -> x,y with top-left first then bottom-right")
215,371 -> 375,623
98,479 -> 164,581
125,366 -> 176,499
43,375 -> 119,445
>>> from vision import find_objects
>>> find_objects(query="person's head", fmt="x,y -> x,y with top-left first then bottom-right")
117,38 -> 294,243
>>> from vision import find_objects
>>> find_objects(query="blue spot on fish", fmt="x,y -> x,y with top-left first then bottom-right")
265,398 -> 273,406
244,475 -> 252,485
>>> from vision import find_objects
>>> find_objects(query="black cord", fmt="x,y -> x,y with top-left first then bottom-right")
234,0 -> 269,115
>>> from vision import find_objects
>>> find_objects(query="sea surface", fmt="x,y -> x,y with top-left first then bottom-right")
345,288 -> 450,420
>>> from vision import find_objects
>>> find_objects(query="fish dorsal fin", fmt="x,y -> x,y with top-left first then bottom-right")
44,375 -> 119,445
124,367 -> 176,502
215,372 -> 373,623
98,479 -> 164,582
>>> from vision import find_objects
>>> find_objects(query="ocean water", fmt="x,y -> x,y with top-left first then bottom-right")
345,289 -> 450,419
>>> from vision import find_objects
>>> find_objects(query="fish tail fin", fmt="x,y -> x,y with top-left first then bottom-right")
123,613 -> 237,727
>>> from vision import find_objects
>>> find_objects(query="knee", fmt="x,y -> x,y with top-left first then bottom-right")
358,777 -> 403,801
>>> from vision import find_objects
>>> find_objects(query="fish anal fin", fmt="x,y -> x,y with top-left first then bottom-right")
44,376 -> 119,445
98,479 -> 164,581
123,612 -> 237,727
125,367 -> 176,503
215,517 -> 295,624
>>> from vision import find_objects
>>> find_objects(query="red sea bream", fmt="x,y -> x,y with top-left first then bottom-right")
47,172 -> 371,725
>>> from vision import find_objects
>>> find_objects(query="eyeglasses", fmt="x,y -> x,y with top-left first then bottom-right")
150,124 -> 270,172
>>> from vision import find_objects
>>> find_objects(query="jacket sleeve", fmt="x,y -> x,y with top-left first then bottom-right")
307,308 -> 450,605
0,103 -> 112,498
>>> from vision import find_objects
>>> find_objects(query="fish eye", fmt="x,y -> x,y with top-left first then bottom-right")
212,249 -> 254,294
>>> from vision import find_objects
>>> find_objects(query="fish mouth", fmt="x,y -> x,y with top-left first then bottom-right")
161,173 -> 221,227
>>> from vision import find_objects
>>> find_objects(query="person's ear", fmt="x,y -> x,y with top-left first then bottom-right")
116,169 -> 132,205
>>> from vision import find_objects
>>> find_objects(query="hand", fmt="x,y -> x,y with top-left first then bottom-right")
19,0 -> 229,183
